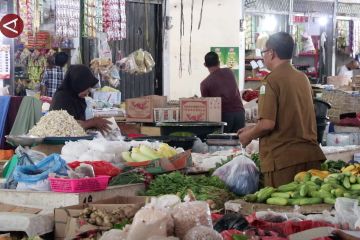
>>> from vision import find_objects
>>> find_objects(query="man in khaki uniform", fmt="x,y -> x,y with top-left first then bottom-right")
238,32 -> 326,187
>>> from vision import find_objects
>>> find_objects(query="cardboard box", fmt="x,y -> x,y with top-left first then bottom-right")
54,196 -> 146,239
180,97 -> 221,122
154,107 -> 180,122
93,91 -> 122,105
126,95 -> 167,122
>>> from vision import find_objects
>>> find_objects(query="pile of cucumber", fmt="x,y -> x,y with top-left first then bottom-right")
244,172 -> 360,206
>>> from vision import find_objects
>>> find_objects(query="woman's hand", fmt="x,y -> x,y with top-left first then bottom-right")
92,118 -> 112,133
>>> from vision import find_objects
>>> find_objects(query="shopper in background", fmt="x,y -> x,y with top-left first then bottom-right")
337,59 -> 359,78
238,32 -> 326,187
51,64 -> 111,132
40,52 -> 68,97
200,52 -> 245,133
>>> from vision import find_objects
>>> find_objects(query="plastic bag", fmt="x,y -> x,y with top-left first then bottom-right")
213,213 -> 249,233
21,147 -> 46,162
13,154 -> 68,183
127,206 -> 168,240
67,161 -> 121,177
4,147 -> 37,189
212,154 -> 259,195
335,197 -> 360,230
16,179 -> 51,191
61,140 -> 90,158
99,229 -> 127,240
171,201 -> 212,239
144,51 -> 155,70
184,225 -> 223,240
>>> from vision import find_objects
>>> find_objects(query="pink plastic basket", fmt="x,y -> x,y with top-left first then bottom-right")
49,175 -> 111,193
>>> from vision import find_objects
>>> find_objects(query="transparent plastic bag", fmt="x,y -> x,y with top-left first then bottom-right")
127,206 -> 168,239
184,225 -> 223,240
335,197 -> 360,230
212,154 -> 259,195
171,201 -> 212,239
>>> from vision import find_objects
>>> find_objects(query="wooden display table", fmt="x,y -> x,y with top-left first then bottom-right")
0,184 -> 145,209
225,199 -> 333,215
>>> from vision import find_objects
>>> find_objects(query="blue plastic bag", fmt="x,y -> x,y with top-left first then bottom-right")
13,154 -> 68,183
212,154 -> 259,196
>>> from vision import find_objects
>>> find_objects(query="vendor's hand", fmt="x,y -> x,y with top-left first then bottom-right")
332,230 -> 360,240
93,118 -> 112,133
237,127 -> 253,147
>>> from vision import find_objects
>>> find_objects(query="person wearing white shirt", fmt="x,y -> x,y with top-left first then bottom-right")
337,60 -> 359,78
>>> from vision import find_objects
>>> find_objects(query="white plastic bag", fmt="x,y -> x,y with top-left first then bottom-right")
99,229 -> 127,240
335,198 -> 360,230
171,201 -> 212,239
212,154 -> 259,195
127,206 -> 168,240
16,179 -> 51,191
61,140 -> 90,158
184,225 -> 223,240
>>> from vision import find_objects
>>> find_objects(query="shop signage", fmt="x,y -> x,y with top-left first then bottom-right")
0,14 -> 24,38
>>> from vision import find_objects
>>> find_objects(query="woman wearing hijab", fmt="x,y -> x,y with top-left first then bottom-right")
51,65 -> 111,132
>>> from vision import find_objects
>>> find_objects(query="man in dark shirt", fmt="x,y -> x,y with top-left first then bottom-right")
200,52 -> 245,133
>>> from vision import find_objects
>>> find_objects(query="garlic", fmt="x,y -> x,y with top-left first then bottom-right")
29,110 -> 86,137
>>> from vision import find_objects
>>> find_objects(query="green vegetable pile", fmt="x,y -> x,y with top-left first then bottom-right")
145,172 -> 235,209
244,171 -> 360,206
321,159 -> 347,173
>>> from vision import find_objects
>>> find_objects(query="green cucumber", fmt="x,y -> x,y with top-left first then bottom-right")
266,197 -> 288,206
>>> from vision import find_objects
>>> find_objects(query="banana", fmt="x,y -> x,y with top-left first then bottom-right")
132,147 -> 140,153
139,145 -> 161,160
343,165 -> 356,172
131,152 -> 151,162
121,152 -> 134,162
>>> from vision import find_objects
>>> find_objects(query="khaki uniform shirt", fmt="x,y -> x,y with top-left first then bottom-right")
258,62 -> 326,173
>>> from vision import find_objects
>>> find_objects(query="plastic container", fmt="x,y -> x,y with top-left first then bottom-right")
326,133 -> 352,146
49,175 -> 110,193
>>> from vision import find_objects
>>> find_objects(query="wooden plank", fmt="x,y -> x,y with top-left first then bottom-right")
225,199 -> 334,215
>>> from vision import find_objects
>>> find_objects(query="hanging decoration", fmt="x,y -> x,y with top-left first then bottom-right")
83,0 -> 97,38
18,0 -> 32,44
55,0 -> 80,38
103,0 -> 126,41
95,0 -> 103,33
120,0 -> 126,39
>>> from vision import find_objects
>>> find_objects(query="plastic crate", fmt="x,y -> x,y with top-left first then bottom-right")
49,175 -> 110,193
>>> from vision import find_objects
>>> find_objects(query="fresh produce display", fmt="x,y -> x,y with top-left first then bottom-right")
321,159 -> 347,173
79,205 -> 138,228
121,143 -> 178,162
109,169 -> 153,186
28,110 -> 86,137
244,169 -> 360,206
341,163 -> 360,176
145,172 -> 235,209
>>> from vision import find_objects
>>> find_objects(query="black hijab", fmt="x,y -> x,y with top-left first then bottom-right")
51,65 -> 98,121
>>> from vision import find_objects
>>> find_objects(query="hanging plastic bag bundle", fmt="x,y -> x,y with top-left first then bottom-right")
212,154 -> 259,195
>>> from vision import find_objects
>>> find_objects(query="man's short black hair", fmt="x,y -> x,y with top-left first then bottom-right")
266,32 -> 294,60
204,51 -> 220,67
55,52 -> 69,67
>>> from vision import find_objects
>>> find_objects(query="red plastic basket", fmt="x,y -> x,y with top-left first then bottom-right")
49,175 -> 111,193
